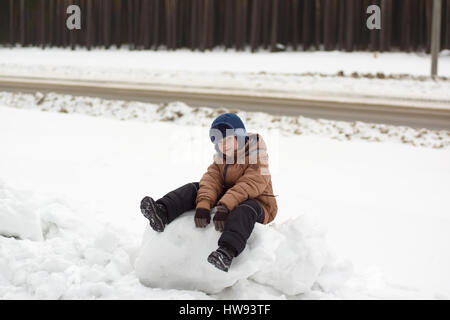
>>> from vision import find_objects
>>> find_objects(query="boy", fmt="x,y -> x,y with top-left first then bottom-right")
140,113 -> 277,272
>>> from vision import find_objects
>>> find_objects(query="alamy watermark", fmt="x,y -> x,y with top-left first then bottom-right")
367,5 -> 381,30
64,4 -> 381,31
66,5 -> 81,30
168,127 -> 280,177
210,128 -> 271,175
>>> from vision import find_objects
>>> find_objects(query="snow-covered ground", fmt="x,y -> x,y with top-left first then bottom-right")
1,48 -> 450,103
1,91 -> 449,149
1,92 -> 449,299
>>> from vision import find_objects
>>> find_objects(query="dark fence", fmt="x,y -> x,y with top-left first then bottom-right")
1,0 -> 449,52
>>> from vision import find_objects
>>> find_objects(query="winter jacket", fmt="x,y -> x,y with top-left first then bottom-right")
196,132 -> 278,224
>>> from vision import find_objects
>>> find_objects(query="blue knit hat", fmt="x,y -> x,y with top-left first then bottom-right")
209,113 -> 248,148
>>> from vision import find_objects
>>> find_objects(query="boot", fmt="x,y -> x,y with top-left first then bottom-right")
207,245 -> 236,272
140,196 -> 169,232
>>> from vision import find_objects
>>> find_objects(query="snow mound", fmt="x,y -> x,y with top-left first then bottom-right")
0,181 -> 43,241
135,211 -> 332,295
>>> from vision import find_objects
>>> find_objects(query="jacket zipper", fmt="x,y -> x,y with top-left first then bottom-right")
222,163 -> 229,190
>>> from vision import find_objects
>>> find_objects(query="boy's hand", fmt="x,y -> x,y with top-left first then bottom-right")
211,205 -> 229,232
195,208 -> 211,228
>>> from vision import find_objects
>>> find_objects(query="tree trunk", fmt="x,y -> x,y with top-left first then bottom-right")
270,0 -> 279,51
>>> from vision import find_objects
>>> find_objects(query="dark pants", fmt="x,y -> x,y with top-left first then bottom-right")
156,182 -> 265,257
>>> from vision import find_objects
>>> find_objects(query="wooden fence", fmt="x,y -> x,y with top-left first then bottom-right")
1,0 -> 449,52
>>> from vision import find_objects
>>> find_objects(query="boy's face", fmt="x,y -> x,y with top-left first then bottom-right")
218,135 -> 237,156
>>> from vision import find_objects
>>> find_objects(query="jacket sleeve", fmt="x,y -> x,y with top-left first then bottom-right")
217,145 -> 270,212
196,162 -> 223,210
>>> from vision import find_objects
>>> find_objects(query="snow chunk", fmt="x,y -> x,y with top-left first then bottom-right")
250,216 -> 331,295
0,181 -> 43,241
135,211 -> 332,295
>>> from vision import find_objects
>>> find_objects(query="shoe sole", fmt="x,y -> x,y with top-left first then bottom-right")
207,251 -> 229,272
140,196 -> 165,232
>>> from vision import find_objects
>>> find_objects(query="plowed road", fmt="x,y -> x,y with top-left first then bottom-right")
0,76 -> 449,130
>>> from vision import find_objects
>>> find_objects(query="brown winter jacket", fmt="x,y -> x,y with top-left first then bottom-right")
195,132 -> 278,224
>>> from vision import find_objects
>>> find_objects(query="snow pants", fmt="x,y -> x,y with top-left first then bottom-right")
155,182 -> 265,257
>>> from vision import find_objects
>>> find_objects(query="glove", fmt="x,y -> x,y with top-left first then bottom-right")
195,208 -> 211,228
211,205 -> 229,232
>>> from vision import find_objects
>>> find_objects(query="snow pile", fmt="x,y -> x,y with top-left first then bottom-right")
0,175 -> 350,299
250,218 -> 330,295
1,91 -> 449,149
135,211 -> 332,295
0,178 -> 210,299
0,180 -> 43,241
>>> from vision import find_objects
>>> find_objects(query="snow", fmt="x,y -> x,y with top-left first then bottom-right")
0,93 -> 449,299
0,175 -> 210,299
0,47 -> 449,103
278,134 -> 450,296
0,181 -> 43,241
135,212 -> 330,296
1,91 -> 449,149
1,47 -> 450,77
